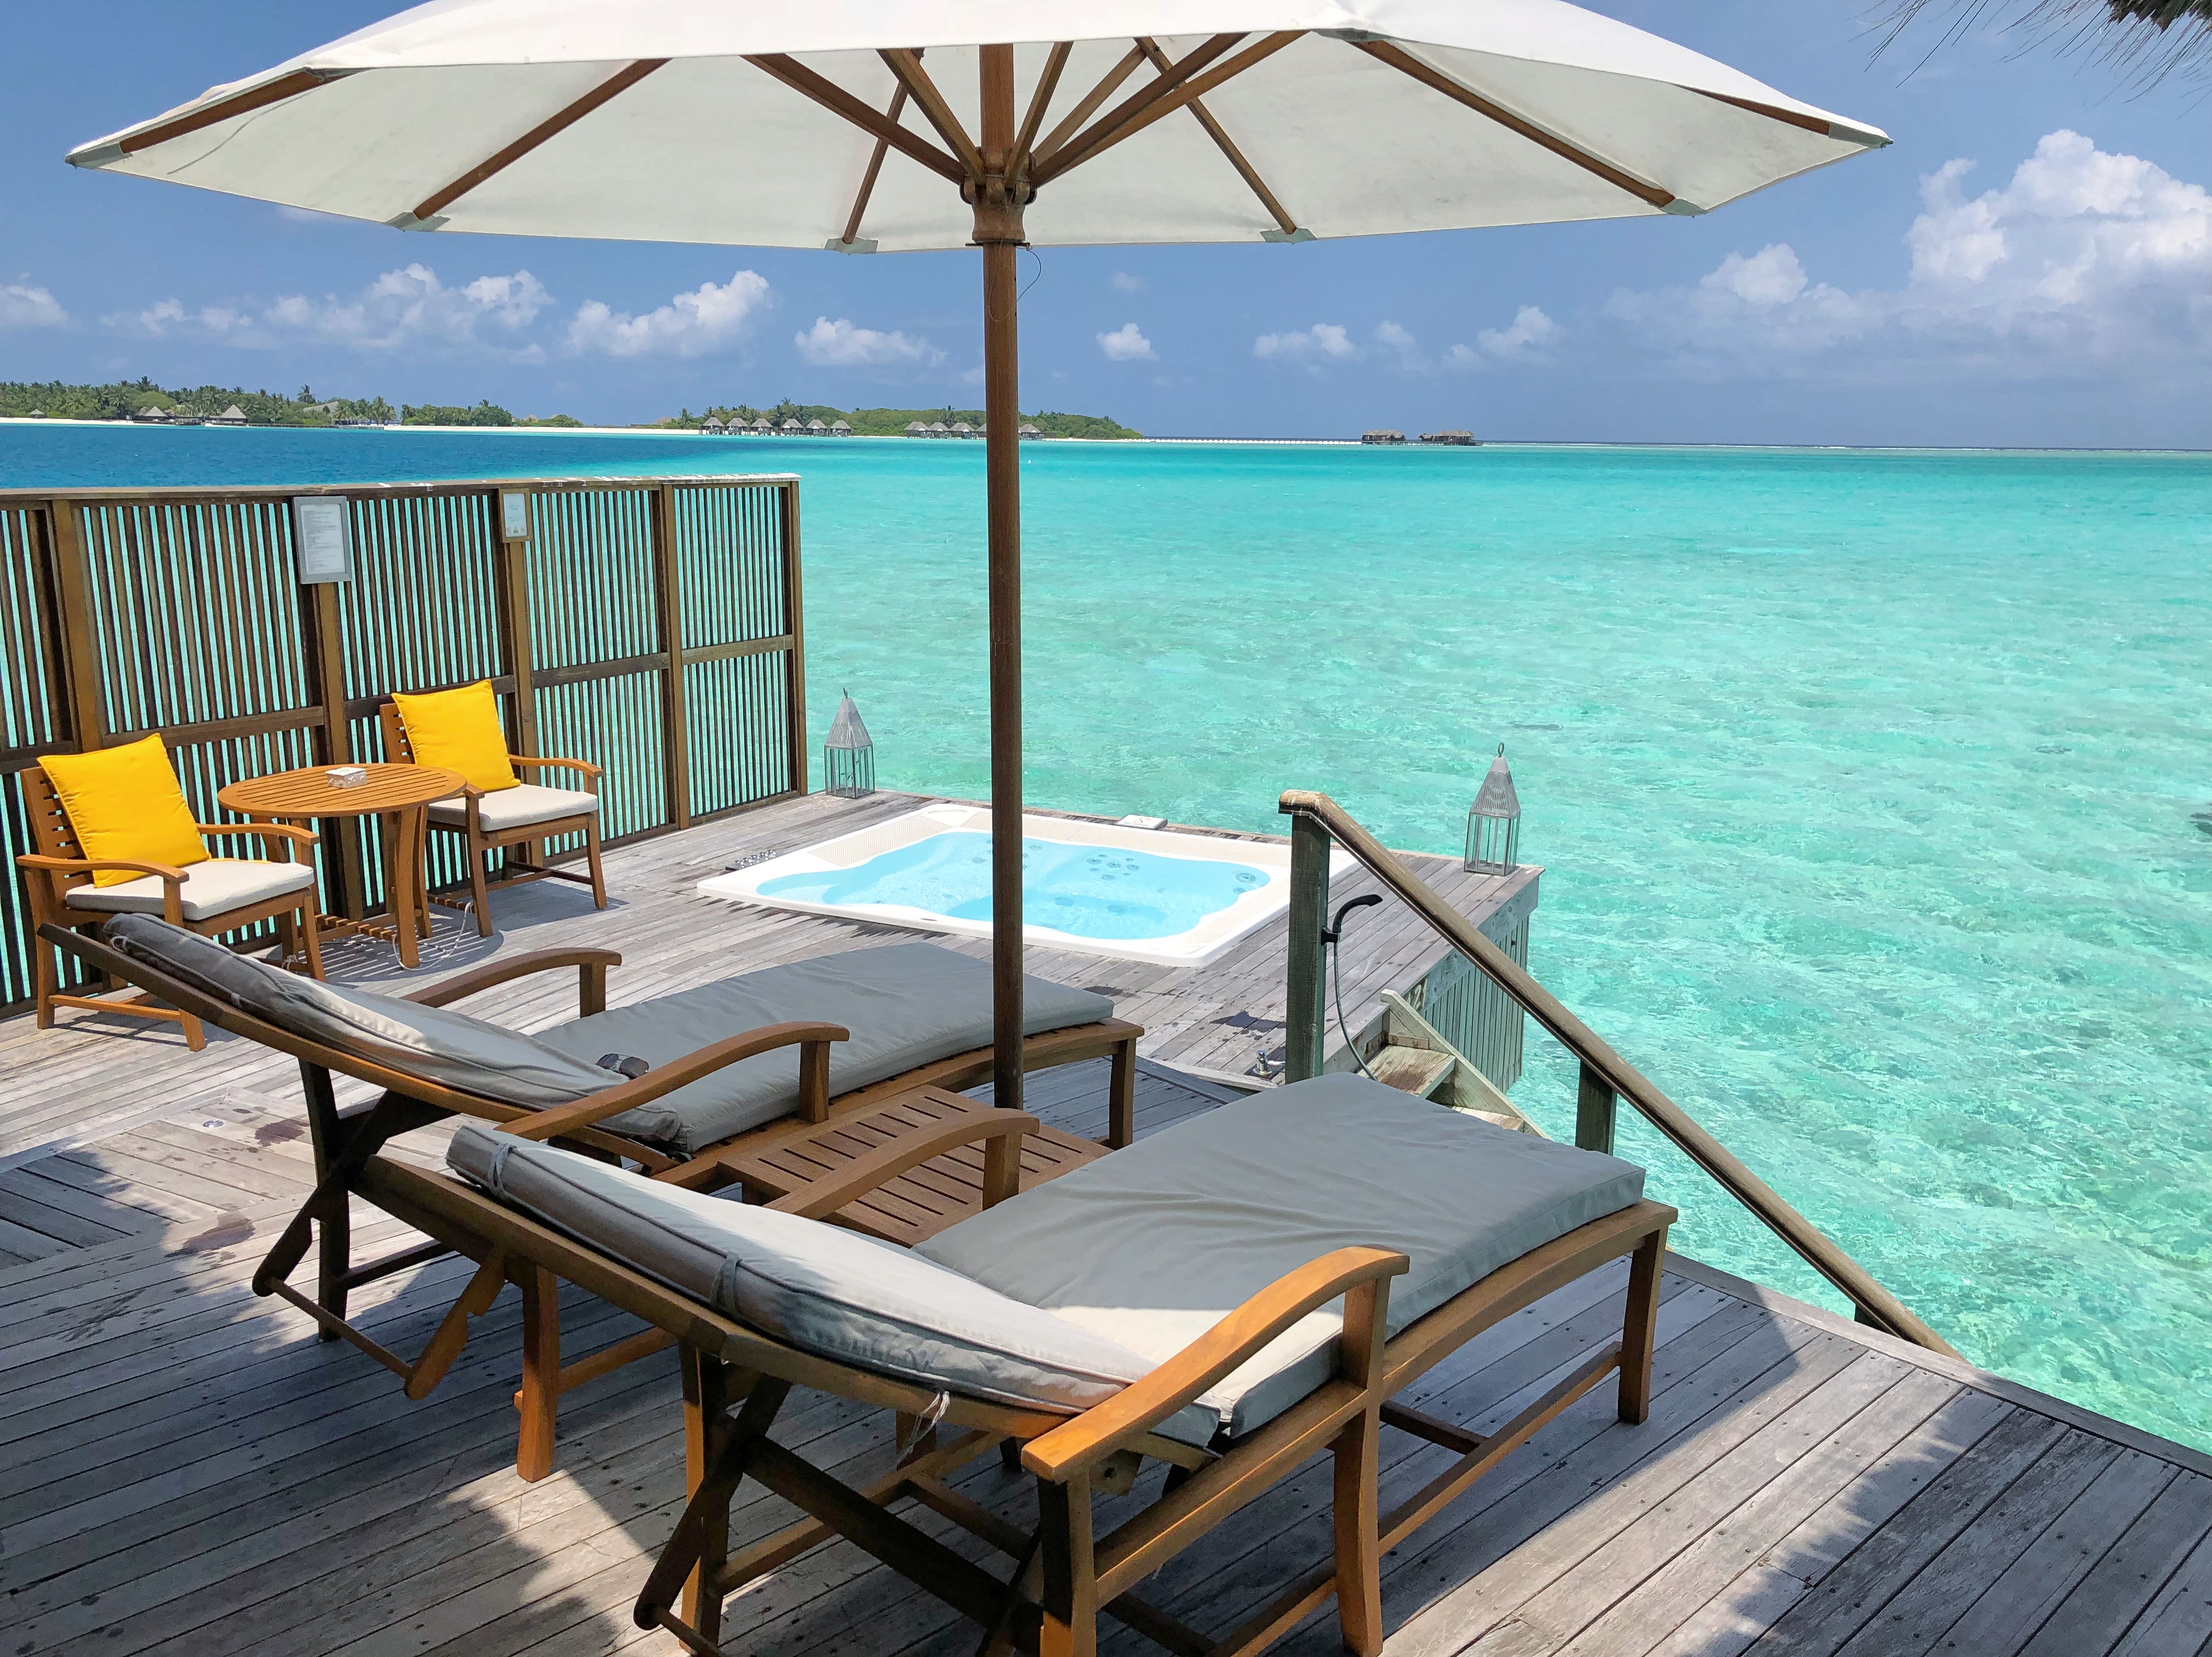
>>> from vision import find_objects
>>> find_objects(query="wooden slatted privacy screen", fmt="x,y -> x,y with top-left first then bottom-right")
0,475 -> 805,1017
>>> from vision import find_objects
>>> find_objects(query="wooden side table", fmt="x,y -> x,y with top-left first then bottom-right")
706,1086 -> 1111,1246
219,764 -> 464,970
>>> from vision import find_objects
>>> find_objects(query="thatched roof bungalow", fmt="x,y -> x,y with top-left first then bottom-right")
132,405 -> 171,422
1361,429 -> 1407,445
905,421 -> 929,437
207,405 -> 249,426
805,418 -> 828,434
927,421 -> 950,436
1018,422 -> 1042,440
1419,429 -> 1479,446
780,418 -> 803,433
699,416 -> 726,433
830,420 -> 853,436
949,420 -> 976,438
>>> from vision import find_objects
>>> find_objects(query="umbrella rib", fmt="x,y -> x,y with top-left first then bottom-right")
1694,88 -> 1881,144
1133,37 -> 1299,236
1350,39 -> 1678,211
840,82 -> 911,247
1029,45 -> 1147,174
747,55 -> 966,185
1008,42 -> 1074,184
1031,32 -> 1301,188
116,68 -> 345,157
409,59 -> 668,224
879,49 -> 984,181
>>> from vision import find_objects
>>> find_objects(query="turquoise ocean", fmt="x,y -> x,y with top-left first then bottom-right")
5,423 -> 2210,1449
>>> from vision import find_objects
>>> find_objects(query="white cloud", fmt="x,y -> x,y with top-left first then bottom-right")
1605,131 -> 2211,381
1,282 -> 67,330
566,270 -> 770,359
793,315 -> 945,368
1373,319 -> 1426,369
1110,272 -> 1143,293
1447,305 -> 1558,369
106,264 -> 549,358
1254,323 -> 1356,362
1097,321 -> 1154,361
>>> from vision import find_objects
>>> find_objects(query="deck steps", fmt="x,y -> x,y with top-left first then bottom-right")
1365,1043 -> 1457,1099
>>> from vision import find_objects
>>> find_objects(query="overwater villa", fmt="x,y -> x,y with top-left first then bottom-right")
906,419 -> 930,436
1019,421 -> 1043,439
1361,428 -> 1407,445
699,415 -> 726,433
207,404 -> 249,426
10,6 -> 2209,1657
831,419 -> 853,436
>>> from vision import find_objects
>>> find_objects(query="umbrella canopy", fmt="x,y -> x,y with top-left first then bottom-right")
67,2 -> 1885,247
69,1 -> 1887,1109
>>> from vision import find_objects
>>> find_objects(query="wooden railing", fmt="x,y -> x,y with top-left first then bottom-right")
1280,788 -> 1956,1356
0,475 -> 806,1015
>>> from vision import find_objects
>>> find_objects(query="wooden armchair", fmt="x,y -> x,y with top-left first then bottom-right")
16,762 -> 323,1049
379,699 -> 606,936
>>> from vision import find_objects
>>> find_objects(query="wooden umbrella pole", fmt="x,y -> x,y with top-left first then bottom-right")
977,44 -> 1026,1112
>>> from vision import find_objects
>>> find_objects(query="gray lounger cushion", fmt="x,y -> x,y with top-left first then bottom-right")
445,1123 -> 1209,1439
101,915 -> 617,1104
100,920 -> 1111,1153
538,943 -> 1113,1152
919,1074 -> 1646,1437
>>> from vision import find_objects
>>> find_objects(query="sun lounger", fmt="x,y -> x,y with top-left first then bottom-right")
57,915 -> 1143,1476
369,1074 -> 1672,1657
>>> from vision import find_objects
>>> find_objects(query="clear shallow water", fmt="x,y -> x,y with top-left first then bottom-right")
7,424 -> 2211,1450
758,830 -> 1267,938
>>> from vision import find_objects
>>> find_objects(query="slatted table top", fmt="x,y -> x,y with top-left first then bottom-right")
708,1084 -> 1111,1246
218,762 -> 464,819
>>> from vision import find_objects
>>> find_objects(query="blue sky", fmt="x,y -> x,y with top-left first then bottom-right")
3,2 -> 2205,446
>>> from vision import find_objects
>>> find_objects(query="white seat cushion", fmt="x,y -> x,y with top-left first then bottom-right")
427,783 -> 597,834
541,942 -> 1113,1152
444,1123 -> 1211,1439
919,1075 -> 1646,1438
67,858 -> 316,922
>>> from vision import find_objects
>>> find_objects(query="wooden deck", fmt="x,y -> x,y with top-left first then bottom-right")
3,792 -> 2209,1657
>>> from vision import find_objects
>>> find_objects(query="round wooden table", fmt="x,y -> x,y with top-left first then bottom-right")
219,764 -> 463,970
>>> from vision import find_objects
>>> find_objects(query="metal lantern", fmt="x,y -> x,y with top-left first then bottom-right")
823,690 -> 876,799
1464,744 -> 1521,874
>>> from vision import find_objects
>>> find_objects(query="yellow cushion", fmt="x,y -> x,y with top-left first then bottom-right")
40,734 -> 209,887
392,681 -> 518,793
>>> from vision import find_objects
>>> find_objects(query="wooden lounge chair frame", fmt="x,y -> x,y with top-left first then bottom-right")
379,700 -> 608,936
47,921 -> 1142,1478
358,1129 -> 1675,1657
17,764 -> 325,1050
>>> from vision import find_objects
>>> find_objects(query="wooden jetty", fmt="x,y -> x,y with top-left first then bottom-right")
2,793 -> 2209,1657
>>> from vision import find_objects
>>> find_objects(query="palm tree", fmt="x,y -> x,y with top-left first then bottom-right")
1877,0 -> 2210,88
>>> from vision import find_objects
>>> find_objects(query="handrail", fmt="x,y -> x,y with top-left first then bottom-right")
1279,789 -> 1957,1358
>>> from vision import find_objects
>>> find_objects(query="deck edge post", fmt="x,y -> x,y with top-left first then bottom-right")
1575,1060 -> 1617,1155
1285,811 -> 1330,1083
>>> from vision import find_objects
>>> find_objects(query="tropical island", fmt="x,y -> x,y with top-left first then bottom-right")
0,380 -> 1142,438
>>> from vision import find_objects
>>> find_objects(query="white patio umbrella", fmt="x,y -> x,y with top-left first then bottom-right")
69,1 -> 1888,1108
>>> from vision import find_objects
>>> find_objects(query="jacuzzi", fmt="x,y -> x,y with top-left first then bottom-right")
696,803 -> 1348,968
